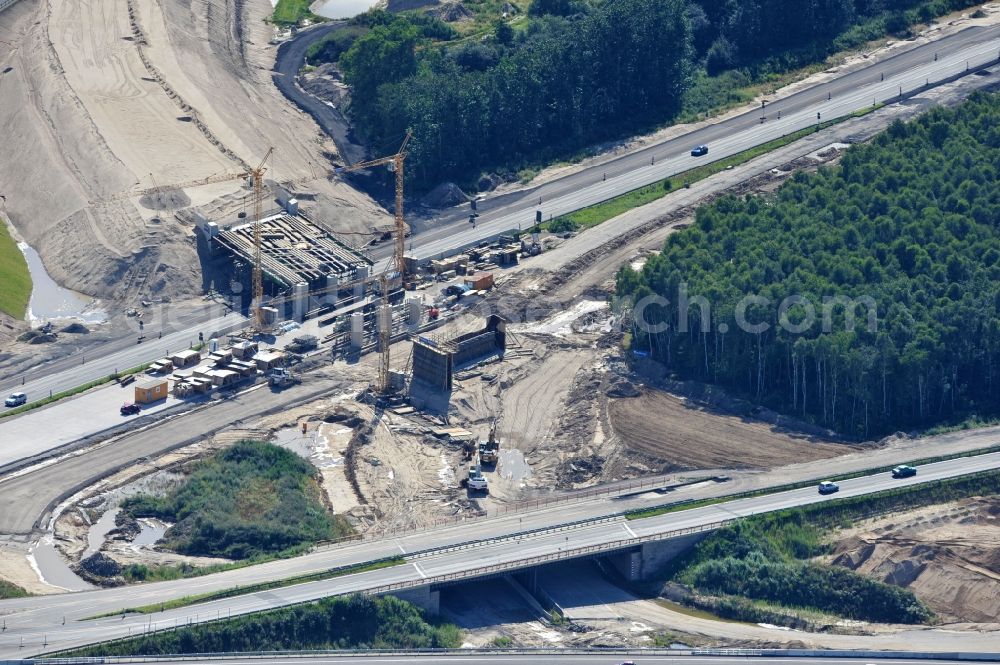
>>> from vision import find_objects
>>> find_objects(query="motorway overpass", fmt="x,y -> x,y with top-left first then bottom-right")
0,453 -> 997,657
6,654 -> 1000,664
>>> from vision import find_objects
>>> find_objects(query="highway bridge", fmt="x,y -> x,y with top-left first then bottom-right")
0,453 -> 997,657
6,651 -> 1000,664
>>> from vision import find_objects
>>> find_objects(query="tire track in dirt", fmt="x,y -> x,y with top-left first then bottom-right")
608,390 -> 847,470
124,0 -> 249,171
500,349 -> 589,454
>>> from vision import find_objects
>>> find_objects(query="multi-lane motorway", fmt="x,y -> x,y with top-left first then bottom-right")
0,310 -> 244,409
31,658 -> 1000,665
367,23 -> 1000,269
1,452 -> 997,657
2,18 -> 1000,662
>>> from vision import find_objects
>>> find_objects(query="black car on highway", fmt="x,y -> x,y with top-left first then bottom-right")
690,145 -> 709,157
891,464 -> 917,478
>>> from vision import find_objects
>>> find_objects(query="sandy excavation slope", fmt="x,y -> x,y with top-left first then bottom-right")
828,496 -> 1000,624
0,0 -> 384,303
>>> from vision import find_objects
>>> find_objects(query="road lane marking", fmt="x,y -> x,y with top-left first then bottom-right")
412,562 -> 426,579
621,522 -> 637,538
396,540 -> 406,554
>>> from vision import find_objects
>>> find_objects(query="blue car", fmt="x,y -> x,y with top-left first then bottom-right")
690,145 -> 708,157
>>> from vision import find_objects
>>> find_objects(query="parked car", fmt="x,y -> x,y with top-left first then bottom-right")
818,481 -> 840,495
891,464 -> 917,479
4,392 -> 27,407
690,144 -> 709,157
120,402 -> 141,416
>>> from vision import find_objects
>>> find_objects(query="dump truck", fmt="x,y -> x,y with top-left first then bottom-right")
478,420 -> 499,465
267,367 -> 298,388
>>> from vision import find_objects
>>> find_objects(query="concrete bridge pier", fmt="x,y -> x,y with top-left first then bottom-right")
606,532 -> 708,582
389,585 -> 440,616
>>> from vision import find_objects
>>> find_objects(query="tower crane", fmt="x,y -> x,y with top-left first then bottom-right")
334,130 -> 412,393
249,147 -> 274,333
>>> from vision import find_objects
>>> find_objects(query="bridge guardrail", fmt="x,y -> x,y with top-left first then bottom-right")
20,647 -> 1000,662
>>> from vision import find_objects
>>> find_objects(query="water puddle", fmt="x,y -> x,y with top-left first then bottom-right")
311,0 -> 380,19
18,242 -> 106,323
29,537 -> 92,592
82,508 -> 120,559
498,448 -> 532,486
133,518 -> 169,547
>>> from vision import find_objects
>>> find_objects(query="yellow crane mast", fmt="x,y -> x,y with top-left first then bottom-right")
250,148 -> 274,333
334,131 -> 412,392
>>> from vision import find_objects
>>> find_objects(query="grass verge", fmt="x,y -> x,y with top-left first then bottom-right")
0,219 -> 31,320
271,0 -> 322,26
86,556 -> 406,619
545,106 -> 883,233
626,442 -> 1000,521
0,580 -> 30,599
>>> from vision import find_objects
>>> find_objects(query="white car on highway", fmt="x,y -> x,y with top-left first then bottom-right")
4,392 -> 27,407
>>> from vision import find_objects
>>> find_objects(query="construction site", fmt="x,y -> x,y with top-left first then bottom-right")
3,0 -> 1000,654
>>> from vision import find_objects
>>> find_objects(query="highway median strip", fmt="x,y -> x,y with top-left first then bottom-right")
545,105 -> 882,234
84,556 -> 406,619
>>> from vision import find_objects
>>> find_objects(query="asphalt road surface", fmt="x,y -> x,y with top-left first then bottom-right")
363,24 -> 1000,270
272,22 -> 367,167
0,377 -> 342,534
0,310 -> 245,409
34,658 -> 999,665
1,452 -> 997,656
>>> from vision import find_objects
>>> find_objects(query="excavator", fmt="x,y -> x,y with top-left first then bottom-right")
478,419 -> 500,466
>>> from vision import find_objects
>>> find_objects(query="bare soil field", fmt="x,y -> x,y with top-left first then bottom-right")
608,391 -> 847,471
0,0 -> 385,306
827,496 -> 1000,624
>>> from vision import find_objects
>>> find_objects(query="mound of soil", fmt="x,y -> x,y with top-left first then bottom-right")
138,187 -> 191,211
557,454 -> 605,486
422,182 -> 469,208
60,322 -> 90,334
17,330 -> 57,344
429,1 -> 474,22
74,552 -> 123,586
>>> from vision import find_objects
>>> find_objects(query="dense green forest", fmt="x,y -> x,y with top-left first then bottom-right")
122,440 -> 350,559
63,595 -> 462,656
662,472 -> 1000,623
616,92 -> 1000,437
315,0 -> 979,189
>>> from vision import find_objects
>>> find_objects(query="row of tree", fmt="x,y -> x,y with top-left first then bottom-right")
616,92 -> 1000,437
330,0 -> 978,189
688,552 -> 932,623
66,595 -> 462,656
